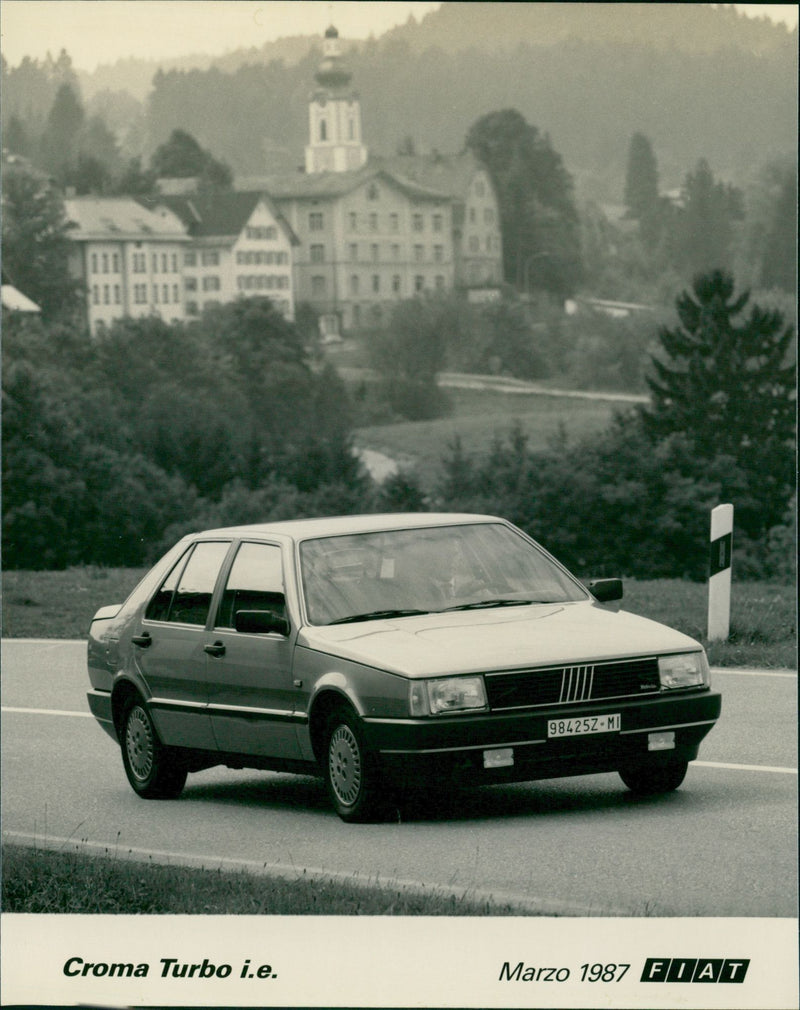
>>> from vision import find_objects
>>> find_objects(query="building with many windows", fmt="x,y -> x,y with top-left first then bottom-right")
65,197 -> 189,333
255,165 -> 457,334
65,193 -> 298,333
378,151 -> 503,293
154,192 -> 298,319
238,24 -> 503,336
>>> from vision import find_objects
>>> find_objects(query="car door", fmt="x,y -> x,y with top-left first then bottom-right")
136,539 -> 232,750
205,540 -> 303,759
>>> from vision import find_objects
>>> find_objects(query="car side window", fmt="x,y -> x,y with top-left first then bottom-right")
145,548 -> 191,622
146,541 -> 230,626
216,542 -> 285,630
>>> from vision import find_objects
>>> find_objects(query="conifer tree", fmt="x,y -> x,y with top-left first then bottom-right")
624,132 -> 659,219
39,82 -> 84,181
1,164 -> 81,319
760,170 -> 797,292
673,159 -> 743,276
642,269 -> 795,535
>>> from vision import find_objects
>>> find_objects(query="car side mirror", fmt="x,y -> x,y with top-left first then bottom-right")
587,578 -> 623,603
234,609 -> 290,636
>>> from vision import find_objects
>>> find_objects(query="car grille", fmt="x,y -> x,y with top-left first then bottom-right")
484,657 -> 660,711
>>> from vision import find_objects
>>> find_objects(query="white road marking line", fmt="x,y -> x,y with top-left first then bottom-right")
1,638 -> 87,646
1,706 -> 92,718
711,668 -> 797,678
694,760 -> 797,775
1,830 -> 634,917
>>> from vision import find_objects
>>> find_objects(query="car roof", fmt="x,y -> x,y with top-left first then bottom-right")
191,512 -> 505,543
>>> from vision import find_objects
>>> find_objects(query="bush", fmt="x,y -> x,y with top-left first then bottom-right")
368,296 -> 453,420
2,303 -> 366,568
435,417 -> 792,582
445,297 -> 550,381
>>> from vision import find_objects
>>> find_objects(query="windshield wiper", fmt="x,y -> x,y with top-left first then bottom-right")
327,608 -> 431,625
441,598 -> 545,612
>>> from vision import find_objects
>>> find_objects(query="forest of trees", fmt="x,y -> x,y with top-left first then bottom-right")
2,4 -> 796,197
2,298 -> 367,569
3,273 -> 795,581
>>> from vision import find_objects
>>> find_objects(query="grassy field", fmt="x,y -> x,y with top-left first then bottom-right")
2,565 -> 148,639
2,567 -> 795,667
1,843 -> 524,915
355,387 -> 618,487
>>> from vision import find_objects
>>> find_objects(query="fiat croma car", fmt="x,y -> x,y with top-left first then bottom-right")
87,514 -> 721,821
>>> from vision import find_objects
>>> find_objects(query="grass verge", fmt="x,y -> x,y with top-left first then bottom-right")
2,566 -> 148,639
620,579 -> 796,669
1,843 -> 525,915
2,569 -> 794,668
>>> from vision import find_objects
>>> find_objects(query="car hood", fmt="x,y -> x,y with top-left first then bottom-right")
297,602 -> 701,677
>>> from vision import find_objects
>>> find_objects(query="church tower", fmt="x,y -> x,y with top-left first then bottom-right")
304,25 -> 368,174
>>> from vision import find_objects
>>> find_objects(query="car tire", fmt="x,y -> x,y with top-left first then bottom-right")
121,699 -> 188,799
323,707 -> 386,823
619,758 -> 689,795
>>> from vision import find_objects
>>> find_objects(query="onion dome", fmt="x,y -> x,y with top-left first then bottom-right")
315,24 -> 352,89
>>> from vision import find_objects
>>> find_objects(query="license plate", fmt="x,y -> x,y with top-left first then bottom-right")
547,713 -> 621,738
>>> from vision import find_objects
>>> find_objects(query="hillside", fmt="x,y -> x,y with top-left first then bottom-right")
76,35 -> 315,102
142,7 -> 797,196
3,3 -> 797,198
385,2 -> 797,55
74,1 -> 797,101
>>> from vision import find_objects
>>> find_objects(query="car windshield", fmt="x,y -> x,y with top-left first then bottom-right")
299,522 -> 587,626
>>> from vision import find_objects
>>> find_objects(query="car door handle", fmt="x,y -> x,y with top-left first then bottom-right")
204,641 -> 226,657
131,632 -> 152,647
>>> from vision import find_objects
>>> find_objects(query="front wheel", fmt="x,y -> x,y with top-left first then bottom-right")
324,708 -> 386,822
121,699 -> 187,799
619,758 -> 688,795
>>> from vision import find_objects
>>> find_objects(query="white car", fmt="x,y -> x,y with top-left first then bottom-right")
87,513 -> 721,821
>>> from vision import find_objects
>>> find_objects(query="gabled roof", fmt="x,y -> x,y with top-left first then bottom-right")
152,191 -> 299,245
374,150 -> 489,202
64,197 -> 188,241
237,162 -> 453,203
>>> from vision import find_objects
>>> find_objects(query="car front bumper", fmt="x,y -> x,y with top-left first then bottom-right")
363,689 -> 721,788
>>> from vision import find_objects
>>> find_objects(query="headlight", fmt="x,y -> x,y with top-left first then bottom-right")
658,652 -> 709,689
409,676 -> 488,716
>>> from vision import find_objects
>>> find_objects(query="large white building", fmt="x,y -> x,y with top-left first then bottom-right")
239,24 -> 504,336
65,192 -> 298,333
65,197 -> 190,333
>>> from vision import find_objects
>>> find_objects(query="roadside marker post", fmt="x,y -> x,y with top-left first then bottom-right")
708,503 -> 734,642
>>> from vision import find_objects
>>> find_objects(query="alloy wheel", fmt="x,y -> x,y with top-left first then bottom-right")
328,723 -> 362,806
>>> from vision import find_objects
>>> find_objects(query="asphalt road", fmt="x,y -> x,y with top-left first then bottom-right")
2,639 -> 796,916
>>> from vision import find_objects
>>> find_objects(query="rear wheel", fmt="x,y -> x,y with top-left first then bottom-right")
619,758 -> 688,795
121,699 -> 187,799
324,708 -> 386,822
